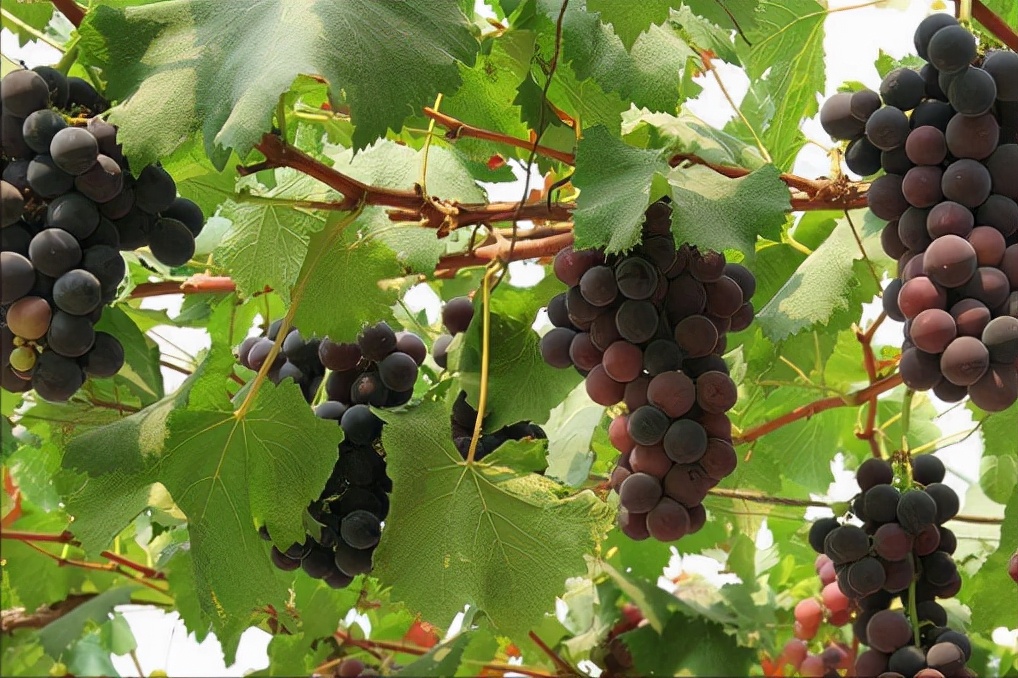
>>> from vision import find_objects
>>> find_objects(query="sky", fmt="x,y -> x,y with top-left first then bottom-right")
1,0 -> 1008,675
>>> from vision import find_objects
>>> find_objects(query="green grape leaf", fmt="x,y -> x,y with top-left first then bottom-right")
215,169 -> 336,303
667,163 -> 790,259
572,125 -> 669,253
94,305 -> 163,402
756,213 -> 881,340
0,2 -> 53,47
372,398 -> 614,641
38,587 -> 137,657
596,561 -> 681,633
979,0 -> 1017,29
289,224 -> 406,344
393,632 -> 475,677
62,350 -> 343,662
620,613 -> 755,677
98,612 -> 138,656
78,0 -> 479,168
455,277 -> 584,430
543,383 -> 604,487
441,31 -> 535,162
553,2 -> 695,114
973,402 -> 1018,504
622,107 -> 768,170
966,488 -> 1018,631
586,0 -> 678,49
742,0 -> 827,169
325,140 -> 484,273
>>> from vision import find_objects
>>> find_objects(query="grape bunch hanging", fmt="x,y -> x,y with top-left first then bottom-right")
541,199 -> 756,543
241,320 -> 425,588
819,14 -> 1018,412
431,296 -> 547,460
1,66 -> 204,402
804,456 -> 973,678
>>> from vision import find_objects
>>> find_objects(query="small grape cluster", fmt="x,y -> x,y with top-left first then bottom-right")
429,295 -> 547,459
819,14 -> 1018,412
1,66 -> 205,402
806,456 -> 973,677
541,199 -> 756,544
242,320 -> 426,589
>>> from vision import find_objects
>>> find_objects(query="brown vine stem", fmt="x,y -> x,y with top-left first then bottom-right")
48,0 -> 85,27
2,530 -> 166,580
528,630 -> 576,676
973,0 -> 1018,51
856,312 -> 888,459
14,539 -> 170,596
424,108 -> 575,165
330,630 -> 556,678
734,372 -> 904,445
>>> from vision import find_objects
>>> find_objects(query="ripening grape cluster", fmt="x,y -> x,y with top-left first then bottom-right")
432,296 -> 547,460
540,199 -> 756,543
819,14 -> 1018,412
242,320 -> 425,589
777,556 -> 858,675
803,456 -> 973,677
1,66 -> 204,402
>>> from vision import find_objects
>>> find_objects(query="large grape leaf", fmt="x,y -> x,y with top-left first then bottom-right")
622,107 -> 768,170
0,2 -> 53,47
742,0 -> 826,169
77,0 -> 479,168
667,163 -> 790,259
61,350 -> 344,662
572,126 -> 669,253
455,276 -> 584,430
585,0 -> 677,49
756,212 -> 882,341
372,398 -> 613,641
214,169 -> 336,303
971,402 -> 1018,504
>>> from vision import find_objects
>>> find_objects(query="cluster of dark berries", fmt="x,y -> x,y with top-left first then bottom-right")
819,14 -> 1018,412
541,199 -> 756,544
2,66 -> 205,402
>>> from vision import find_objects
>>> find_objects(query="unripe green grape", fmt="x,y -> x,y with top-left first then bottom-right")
8,346 -> 36,372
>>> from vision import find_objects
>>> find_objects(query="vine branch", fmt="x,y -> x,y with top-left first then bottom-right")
424,107 -> 575,165
734,372 -> 904,445
48,0 -> 85,28
972,0 -> 1018,51
1,530 -> 167,583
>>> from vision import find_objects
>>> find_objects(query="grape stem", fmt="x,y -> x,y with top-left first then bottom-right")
528,630 -> 575,676
734,372 -> 903,444
48,0 -> 85,28
1,592 -> 169,633
701,50 -> 772,163
856,312 -> 888,459
0,8 -> 66,51
900,388 -> 914,455
424,107 -> 576,164
972,0 -> 1018,51
466,264 -> 499,464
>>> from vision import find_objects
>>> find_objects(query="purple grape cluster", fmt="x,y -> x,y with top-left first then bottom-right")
2,66 -> 205,402
540,199 -> 756,543
819,14 -> 1018,412
808,456 -> 973,678
241,320 -> 426,588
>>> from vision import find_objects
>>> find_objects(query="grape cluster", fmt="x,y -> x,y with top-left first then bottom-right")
1,66 -> 205,402
819,15 -> 1018,412
244,320 -> 425,588
540,199 -> 756,543
807,456 -> 974,677
429,296 -> 548,459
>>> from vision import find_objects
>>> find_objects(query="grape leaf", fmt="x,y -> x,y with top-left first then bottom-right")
325,140 -> 484,273
620,612 -> 755,677
393,632 -> 476,677
215,169 -> 336,303
37,587 -> 136,657
289,224 -> 406,344
77,0 -> 479,168
756,213 -> 881,340
62,350 -> 343,662
742,0 -> 827,169
543,383 -> 603,487
966,489 -> 1018,631
586,0 -> 678,49
622,107 -> 767,170
455,276 -> 584,430
0,2 -> 53,47
667,163 -> 790,259
972,402 -> 1018,504
552,1 -> 695,114
372,398 -> 613,641
571,125 -> 669,253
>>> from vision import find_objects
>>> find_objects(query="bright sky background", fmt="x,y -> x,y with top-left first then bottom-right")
2,0 -> 1008,675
